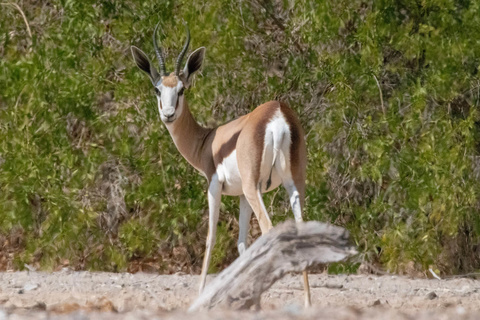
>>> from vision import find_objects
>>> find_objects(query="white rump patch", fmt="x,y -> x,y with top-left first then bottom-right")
215,108 -> 293,196
260,109 -> 292,192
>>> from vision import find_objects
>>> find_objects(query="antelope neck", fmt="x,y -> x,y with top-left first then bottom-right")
166,101 -> 215,179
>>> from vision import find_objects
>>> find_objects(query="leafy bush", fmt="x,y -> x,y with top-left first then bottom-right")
0,0 -> 479,275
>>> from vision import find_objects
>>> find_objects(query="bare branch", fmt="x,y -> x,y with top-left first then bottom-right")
189,220 -> 356,311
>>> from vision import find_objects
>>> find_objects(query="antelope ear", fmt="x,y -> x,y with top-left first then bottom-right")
131,46 -> 160,85
183,47 -> 205,87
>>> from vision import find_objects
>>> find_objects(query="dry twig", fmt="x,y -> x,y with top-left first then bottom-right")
189,220 -> 356,311
373,74 -> 385,116
1,2 -> 32,39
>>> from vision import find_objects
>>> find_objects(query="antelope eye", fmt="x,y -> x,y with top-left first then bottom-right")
154,87 -> 160,96
178,88 -> 185,96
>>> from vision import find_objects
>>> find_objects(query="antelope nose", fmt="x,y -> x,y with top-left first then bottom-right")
165,113 -> 175,121
163,109 -> 174,117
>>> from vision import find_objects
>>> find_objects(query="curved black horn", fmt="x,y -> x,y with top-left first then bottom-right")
153,21 -> 167,76
175,22 -> 190,76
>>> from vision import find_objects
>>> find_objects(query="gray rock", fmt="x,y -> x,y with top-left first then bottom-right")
426,291 -> 438,300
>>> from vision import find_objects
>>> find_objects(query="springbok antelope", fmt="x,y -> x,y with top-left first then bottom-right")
131,23 -> 311,307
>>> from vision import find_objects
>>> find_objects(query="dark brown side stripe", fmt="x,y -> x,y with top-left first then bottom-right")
213,131 -> 241,166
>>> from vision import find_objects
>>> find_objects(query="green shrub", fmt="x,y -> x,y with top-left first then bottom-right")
1,0 -> 479,275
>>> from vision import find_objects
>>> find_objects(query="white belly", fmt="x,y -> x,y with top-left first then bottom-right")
217,150 -> 244,196
217,154 -> 284,196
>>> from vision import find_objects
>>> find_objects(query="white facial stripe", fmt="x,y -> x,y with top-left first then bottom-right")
161,86 -> 178,112
156,79 -> 185,123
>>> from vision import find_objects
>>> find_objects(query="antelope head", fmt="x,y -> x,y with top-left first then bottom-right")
131,22 -> 205,124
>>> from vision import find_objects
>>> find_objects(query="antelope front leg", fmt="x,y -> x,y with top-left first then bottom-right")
199,174 -> 222,294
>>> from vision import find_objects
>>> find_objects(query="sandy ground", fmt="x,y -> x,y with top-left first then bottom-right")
0,271 -> 479,319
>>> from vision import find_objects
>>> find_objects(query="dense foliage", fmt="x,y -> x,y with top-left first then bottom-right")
1,0 -> 479,275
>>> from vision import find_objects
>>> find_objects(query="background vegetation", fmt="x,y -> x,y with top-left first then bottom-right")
1,0 -> 480,275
